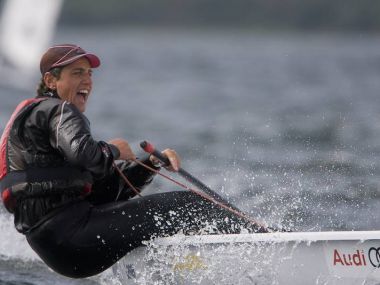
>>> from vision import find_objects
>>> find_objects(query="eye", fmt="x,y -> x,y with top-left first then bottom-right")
72,69 -> 83,76
71,69 -> 92,77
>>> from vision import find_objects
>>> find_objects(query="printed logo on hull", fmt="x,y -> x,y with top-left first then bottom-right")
368,247 -> 380,268
333,249 -> 367,266
333,247 -> 380,268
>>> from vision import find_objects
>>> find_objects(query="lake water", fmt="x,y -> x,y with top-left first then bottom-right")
1,28 -> 380,284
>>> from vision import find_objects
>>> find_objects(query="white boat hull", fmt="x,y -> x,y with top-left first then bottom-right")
112,231 -> 380,284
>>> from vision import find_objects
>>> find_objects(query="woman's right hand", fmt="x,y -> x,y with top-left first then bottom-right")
108,138 -> 136,161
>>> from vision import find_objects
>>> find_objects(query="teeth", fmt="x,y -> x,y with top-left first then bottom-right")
78,90 -> 89,94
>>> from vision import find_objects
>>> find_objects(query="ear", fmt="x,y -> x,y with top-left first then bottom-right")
43,72 -> 58,90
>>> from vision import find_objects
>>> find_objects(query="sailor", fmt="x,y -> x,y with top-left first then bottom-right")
0,44 -> 264,278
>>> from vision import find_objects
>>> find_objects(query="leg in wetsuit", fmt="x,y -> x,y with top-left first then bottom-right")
26,191 -> 265,278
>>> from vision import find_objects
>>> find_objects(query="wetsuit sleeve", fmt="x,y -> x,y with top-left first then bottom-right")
88,156 -> 159,204
120,155 -> 159,191
48,101 -> 116,179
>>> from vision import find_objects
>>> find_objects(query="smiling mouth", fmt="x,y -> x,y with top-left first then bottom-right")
77,90 -> 89,101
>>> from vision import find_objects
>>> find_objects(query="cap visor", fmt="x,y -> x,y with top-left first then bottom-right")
84,53 -> 101,68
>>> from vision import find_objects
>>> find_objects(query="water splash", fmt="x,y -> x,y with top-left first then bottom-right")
0,210 -> 37,260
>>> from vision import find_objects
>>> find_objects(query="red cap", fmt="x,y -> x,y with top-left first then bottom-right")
40,44 -> 100,74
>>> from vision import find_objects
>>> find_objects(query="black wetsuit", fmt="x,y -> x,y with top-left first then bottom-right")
1,93 -> 264,278
27,191 -> 260,278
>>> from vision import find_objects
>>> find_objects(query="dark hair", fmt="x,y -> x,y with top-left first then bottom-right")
36,67 -> 62,97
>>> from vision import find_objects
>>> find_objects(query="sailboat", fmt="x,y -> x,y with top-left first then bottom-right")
0,0 -> 63,89
113,142 -> 380,284
113,231 -> 380,284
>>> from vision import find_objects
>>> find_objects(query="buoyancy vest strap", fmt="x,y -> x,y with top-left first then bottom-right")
0,167 -> 93,192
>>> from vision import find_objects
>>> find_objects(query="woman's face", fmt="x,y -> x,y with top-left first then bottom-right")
54,57 -> 93,113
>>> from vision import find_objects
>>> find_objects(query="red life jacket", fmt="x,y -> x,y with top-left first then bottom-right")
0,98 -> 92,213
0,98 -> 47,212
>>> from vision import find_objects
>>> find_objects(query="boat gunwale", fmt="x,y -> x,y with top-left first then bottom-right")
146,231 -> 380,246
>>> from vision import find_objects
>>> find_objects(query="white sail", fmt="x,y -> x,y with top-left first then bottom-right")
0,0 -> 63,72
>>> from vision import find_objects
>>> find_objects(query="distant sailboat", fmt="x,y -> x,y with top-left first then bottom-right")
0,0 -> 63,88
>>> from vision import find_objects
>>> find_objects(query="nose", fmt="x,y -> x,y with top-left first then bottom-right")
82,71 -> 92,85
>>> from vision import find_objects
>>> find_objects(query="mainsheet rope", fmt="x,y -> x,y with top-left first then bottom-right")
113,162 -> 142,200
113,159 -> 270,232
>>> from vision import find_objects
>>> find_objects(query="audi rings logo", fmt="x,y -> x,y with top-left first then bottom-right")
368,247 -> 380,268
